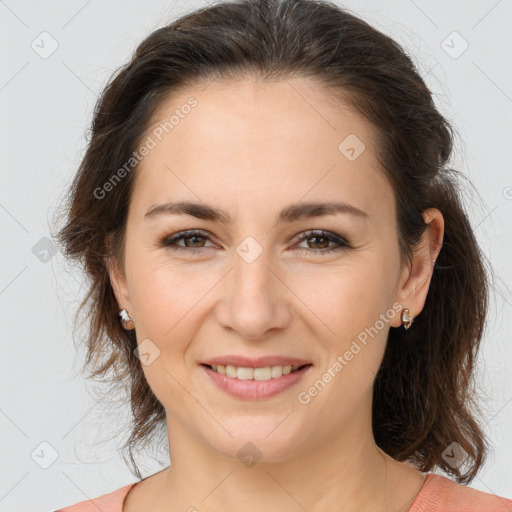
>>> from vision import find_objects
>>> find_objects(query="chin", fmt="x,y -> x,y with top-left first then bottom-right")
205,416 -> 308,464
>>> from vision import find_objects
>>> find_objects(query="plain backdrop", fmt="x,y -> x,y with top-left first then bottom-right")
0,0 -> 511,510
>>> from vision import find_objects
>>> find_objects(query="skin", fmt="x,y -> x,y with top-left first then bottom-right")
107,75 -> 444,511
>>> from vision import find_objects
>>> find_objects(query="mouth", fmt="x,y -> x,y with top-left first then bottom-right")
200,362 -> 314,400
200,363 -> 312,381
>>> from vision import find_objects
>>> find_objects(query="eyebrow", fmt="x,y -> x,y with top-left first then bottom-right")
144,200 -> 369,223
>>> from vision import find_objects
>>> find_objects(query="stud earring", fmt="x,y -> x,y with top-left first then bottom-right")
119,308 -> 135,330
401,308 -> 414,330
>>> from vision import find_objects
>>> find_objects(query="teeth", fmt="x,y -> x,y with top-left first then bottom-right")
210,364 -> 303,380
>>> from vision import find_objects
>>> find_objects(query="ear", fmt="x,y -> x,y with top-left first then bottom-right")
390,208 -> 444,327
104,233 -> 133,316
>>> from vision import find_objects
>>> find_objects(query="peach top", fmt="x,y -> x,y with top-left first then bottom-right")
55,473 -> 512,511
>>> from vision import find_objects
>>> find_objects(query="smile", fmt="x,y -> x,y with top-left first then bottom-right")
200,363 -> 313,400
205,363 -> 307,380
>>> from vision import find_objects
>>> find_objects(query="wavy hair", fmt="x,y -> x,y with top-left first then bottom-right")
53,0 -> 493,483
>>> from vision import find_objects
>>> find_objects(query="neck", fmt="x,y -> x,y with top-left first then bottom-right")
149,415 -> 417,511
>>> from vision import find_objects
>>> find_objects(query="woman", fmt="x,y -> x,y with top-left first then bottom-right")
53,0 -> 512,510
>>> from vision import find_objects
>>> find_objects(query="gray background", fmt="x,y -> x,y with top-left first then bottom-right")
0,0 -> 511,510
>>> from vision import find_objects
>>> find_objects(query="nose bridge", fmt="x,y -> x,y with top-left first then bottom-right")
229,218 -> 273,285
231,235 -> 275,306
218,234 -> 291,339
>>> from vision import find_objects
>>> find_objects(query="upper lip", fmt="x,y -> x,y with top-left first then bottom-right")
201,355 -> 313,368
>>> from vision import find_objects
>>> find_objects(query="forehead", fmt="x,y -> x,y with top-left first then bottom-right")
145,76 -> 373,155
130,76 -> 393,224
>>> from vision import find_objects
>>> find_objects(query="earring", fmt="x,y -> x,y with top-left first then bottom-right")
401,308 -> 414,330
119,308 -> 135,330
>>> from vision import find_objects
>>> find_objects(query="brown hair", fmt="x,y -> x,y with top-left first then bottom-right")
53,0 -> 494,483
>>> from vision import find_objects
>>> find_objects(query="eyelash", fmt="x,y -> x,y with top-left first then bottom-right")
159,229 -> 350,255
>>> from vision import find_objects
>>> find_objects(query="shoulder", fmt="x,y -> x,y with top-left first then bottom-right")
410,473 -> 512,512
54,483 -> 136,512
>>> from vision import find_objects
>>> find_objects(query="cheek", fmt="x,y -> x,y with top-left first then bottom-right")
301,269 -> 392,418
127,249 -> 206,333
290,258 -> 391,336
128,263 -> 199,411
294,259 -> 393,387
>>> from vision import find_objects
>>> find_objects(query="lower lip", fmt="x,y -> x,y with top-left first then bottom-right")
200,364 -> 313,400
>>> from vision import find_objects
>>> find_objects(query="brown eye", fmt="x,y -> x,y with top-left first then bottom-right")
180,234 -> 207,248
305,234 -> 330,249
295,230 -> 349,255
159,229 -> 349,256
160,230 -> 215,253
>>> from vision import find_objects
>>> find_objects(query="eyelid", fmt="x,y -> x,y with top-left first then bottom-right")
161,229 -> 218,249
292,229 -> 348,245
292,229 -> 350,255
159,228 -> 350,254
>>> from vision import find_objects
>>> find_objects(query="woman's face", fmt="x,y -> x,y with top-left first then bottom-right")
109,76 -> 427,462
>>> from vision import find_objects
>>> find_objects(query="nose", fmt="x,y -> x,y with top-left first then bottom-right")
215,248 -> 292,341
